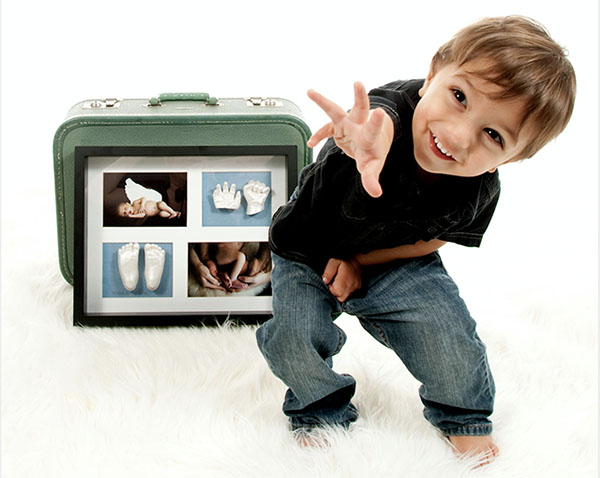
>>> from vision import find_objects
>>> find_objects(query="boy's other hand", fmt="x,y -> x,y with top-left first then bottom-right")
307,82 -> 394,198
322,258 -> 362,302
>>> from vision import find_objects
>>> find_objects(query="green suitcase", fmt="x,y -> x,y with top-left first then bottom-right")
53,92 -> 312,326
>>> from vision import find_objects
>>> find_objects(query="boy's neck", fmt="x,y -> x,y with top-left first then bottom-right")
414,160 -> 444,186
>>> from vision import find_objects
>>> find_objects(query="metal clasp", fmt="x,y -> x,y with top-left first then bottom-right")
246,97 -> 282,107
83,98 -> 121,109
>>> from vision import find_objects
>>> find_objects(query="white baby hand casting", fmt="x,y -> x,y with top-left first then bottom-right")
243,180 -> 270,215
213,182 -> 242,210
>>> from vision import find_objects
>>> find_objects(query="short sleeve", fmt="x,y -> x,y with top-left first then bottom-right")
438,177 -> 501,247
368,79 -> 424,141
368,94 -> 403,138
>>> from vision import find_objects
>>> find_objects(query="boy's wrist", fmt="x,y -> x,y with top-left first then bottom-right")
348,256 -> 362,270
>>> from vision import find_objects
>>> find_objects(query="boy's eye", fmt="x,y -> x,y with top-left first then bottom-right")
452,89 -> 466,105
485,128 -> 503,146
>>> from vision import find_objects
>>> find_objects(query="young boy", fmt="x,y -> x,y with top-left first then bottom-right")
255,16 -> 576,464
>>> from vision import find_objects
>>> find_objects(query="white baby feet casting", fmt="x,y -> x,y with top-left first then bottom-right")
117,242 -> 140,291
144,243 -> 166,291
116,242 -> 166,292
213,182 -> 241,210
243,180 -> 270,215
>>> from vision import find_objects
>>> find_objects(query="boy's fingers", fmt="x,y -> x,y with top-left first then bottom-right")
322,259 -> 340,285
328,282 -> 349,303
348,82 -> 369,123
362,108 -> 385,144
360,163 -> 383,198
307,89 -> 347,123
308,123 -> 334,147
362,176 -> 383,198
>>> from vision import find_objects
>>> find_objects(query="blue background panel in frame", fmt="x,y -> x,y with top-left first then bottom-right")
102,243 -> 173,298
203,171 -> 272,227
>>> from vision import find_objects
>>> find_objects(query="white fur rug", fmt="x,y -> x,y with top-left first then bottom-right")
1,190 -> 597,478
2,0 -> 598,475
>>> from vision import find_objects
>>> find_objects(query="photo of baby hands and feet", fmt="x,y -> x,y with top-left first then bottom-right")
211,242 -> 249,291
188,242 -> 272,296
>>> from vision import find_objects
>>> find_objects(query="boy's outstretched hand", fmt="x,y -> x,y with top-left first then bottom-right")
307,82 -> 394,198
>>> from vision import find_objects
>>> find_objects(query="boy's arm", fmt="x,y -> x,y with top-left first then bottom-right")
324,239 -> 445,302
354,239 -> 446,267
307,82 -> 394,198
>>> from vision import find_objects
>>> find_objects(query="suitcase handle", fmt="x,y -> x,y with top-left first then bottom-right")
148,93 -> 219,106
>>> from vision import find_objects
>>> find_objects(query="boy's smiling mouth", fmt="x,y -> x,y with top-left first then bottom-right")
429,132 -> 456,161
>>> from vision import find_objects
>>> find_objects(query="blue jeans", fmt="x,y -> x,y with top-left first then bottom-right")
256,252 -> 495,436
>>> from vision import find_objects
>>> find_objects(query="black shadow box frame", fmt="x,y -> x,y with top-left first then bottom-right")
74,145 -> 297,327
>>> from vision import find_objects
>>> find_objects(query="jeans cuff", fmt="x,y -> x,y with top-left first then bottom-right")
441,423 -> 493,436
289,419 -> 354,434
289,403 -> 358,431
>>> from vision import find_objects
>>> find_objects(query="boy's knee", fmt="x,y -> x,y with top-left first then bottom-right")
256,317 -> 304,359
257,314 -> 346,364
256,320 -> 278,356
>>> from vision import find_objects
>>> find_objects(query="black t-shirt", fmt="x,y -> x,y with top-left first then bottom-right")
269,79 -> 500,272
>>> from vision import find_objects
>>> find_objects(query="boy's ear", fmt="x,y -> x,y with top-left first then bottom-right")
419,67 -> 437,97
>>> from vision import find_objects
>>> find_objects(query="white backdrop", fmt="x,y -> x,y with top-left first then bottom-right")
1,0 -> 598,476
1,0 -> 597,290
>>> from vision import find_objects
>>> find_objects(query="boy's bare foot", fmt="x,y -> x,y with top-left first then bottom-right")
447,435 -> 499,467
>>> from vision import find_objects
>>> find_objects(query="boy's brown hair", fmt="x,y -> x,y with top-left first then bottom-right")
430,15 -> 576,160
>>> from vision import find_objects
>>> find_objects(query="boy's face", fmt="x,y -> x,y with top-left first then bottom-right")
412,59 -> 531,177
